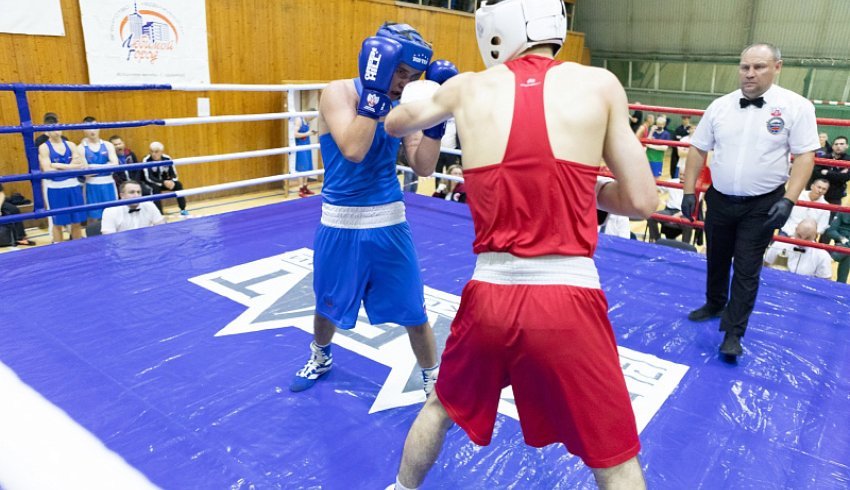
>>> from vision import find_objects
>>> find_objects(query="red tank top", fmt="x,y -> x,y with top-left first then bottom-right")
463,55 -> 600,258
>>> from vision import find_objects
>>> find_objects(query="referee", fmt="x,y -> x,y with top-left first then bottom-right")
681,43 -> 820,358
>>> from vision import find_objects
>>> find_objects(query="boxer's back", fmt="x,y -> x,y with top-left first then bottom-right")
453,58 -> 616,171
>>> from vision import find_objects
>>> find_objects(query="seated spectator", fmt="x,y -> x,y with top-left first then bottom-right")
78,116 -> 119,223
38,127 -> 87,243
109,135 -> 150,192
0,183 -> 35,247
141,142 -> 188,215
824,212 -> 850,283
101,180 -> 165,234
815,132 -> 831,158
812,136 -> 850,217
34,112 -> 68,148
764,218 -> 833,279
431,164 -> 466,203
647,177 -> 696,244
780,178 -> 830,237
646,116 -> 671,177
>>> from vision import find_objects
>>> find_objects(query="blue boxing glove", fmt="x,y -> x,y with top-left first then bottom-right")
422,60 -> 459,140
357,36 -> 404,119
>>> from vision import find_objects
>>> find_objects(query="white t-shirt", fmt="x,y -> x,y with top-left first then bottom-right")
781,190 -> 831,236
764,241 -> 833,279
690,84 -> 820,196
101,202 -> 164,234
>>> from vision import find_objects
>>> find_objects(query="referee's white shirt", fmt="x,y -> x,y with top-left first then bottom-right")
101,201 -> 164,234
690,84 -> 820,196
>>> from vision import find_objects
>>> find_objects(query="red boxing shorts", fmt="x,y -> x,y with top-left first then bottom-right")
435,279 -> 640,469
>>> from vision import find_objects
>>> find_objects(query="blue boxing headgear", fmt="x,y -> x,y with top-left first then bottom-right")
375,22 -> 433,72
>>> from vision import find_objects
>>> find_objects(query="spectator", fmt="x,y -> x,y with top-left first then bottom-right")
815,132 -> 831,158
101,180 -> 165,234
780,178 -> 830,237
634,113 -> 654,142
764,219 -> 833,279
669,116 -> 693,179
629,101 -> 643,133
78,116 -> 119,223
434,117 -> 460,187
109,135 -> 148,192
33,112 -> 68,148
824,212 -> 850,283
141,142 -> 188,215
646,115 -> 672,177
293,113 -> 317,198
676,125 -> 696,178
431,164 -> 466,203
0,183 -> 35,247
812,136 -> 850,219
37,127 -> 87,243
647,177 -> 696,244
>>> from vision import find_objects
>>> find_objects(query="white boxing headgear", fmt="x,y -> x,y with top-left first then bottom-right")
475,0 -> 568,68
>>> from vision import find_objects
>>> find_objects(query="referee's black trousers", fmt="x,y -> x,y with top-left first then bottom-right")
703,185 -> 785,337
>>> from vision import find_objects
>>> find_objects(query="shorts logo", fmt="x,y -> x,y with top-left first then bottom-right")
766,117 -> 785,134
189,248 -> 689,432
364,47 -> 381,82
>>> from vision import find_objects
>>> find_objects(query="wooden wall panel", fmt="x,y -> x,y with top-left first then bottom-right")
0,0 -> 587,204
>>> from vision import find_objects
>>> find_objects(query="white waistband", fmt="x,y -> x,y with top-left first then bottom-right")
472,253 -> 601,288
320,201 -> 406,229
85,175 -> 115,185
44,178 -> 80,189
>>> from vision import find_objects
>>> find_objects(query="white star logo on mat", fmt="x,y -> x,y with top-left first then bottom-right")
188,247 -> 689,430
187,248 -> 477,413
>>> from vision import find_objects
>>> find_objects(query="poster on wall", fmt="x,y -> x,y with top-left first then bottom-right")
0,0 -> 65,36
78,0 -> 210,84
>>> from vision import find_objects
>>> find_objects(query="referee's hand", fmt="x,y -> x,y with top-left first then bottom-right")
681,194 -> 697,222
765,198 -> 795,230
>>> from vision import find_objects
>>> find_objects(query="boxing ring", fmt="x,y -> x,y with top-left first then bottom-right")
1,84 -> 849,489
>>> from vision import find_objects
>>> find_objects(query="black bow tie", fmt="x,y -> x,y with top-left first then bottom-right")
128,207 -> 141,213
740,96 -> 765,109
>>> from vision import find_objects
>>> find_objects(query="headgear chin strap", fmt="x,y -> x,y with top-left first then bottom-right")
475,0 -> 567,68
375,22 -> 433,73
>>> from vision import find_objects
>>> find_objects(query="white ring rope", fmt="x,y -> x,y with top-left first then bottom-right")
169,83 -> 328,92
163,110 -> 319,126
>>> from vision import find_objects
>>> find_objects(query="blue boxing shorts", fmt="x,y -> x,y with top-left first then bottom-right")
313,202 -> 428,330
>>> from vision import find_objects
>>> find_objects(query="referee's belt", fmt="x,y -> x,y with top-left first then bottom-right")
714,185 -> 784,203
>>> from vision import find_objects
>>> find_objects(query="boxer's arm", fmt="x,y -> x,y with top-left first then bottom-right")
403,131 -> 441,177
105,141 -> 120,166
320,80 -> 378,163
599,74 -> 658,218
385,74 -> 465,138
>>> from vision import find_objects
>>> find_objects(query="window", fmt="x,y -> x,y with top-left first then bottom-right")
685,63 -> 713,93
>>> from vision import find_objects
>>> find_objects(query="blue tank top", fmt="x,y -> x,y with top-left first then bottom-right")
84,140 -> 111,177
319,79 -> 403,206
46,140 -> 74,182
296,120 -> 310,144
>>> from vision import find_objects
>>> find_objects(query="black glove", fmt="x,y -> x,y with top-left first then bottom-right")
681,193 -> 696,222
764,197 -> 795,230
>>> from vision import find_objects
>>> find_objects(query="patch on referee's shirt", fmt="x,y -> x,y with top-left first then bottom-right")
766,116 -> 785,134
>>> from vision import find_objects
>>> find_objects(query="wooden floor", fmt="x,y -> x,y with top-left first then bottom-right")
2,173 -> 847,284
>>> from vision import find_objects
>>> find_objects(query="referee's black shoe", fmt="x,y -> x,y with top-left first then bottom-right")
687,304 -> 724,322
719,332 -> 743,357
